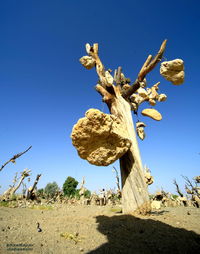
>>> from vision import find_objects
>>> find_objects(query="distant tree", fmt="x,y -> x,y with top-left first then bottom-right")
44,182 -> 59,198
63,177 -> 78,197
83,189 -> 91,198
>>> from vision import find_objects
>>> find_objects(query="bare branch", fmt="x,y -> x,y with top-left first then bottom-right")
122,79 -> 140,99
122,40 -> 167,99
139,55 -> 153,77
185,185 -> 193,195
182,175 -> 194,189
114,67 -> 122,86
95,84 -> 113,102
182,175 -> 200,197
88,43 -> 114,90
138,39 -> 167,81
113,166 -> 121,192
0,146 -> 32,172
173,179 -> 183,197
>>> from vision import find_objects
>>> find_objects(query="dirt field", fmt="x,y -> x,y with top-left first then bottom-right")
0,204 -> 200,254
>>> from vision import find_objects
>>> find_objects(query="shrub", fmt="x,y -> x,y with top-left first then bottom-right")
63,177 -> 78,197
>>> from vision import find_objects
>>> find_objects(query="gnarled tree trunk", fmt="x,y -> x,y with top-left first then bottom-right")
110,96 -> 149,213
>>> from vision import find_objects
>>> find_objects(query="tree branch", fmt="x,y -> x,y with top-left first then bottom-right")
182,175 -> 200,197
139,55 -> 153,77
122,79 -> 140,99
182,175 -> 194,189
173,179 -> 183,197
88,43 -> 113,88
138,39 -> 167,81
122,40 -> 167,99
113,166 -> 121,192
0,146 -> 32,172
95,84 -> 113,102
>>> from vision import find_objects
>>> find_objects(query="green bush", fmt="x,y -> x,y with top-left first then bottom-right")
63,177 -> 78,197
44,182 -> 59,198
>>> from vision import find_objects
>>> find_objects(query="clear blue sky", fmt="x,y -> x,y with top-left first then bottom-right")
0,0 -> 199,195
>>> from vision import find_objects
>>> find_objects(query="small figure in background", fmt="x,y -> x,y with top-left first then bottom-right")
99,189 -> 106,206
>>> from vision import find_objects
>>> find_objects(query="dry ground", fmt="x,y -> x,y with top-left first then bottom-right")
0,204 -> 200,254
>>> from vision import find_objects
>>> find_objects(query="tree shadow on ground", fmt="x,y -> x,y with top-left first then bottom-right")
87,214 -> 200,254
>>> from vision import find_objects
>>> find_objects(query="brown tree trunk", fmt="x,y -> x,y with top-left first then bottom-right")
109,96 -> 149,213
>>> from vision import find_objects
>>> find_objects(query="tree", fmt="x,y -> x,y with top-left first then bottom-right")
63,176 -> 78,197
44,181 -> 59,198
72,41 -> 184,213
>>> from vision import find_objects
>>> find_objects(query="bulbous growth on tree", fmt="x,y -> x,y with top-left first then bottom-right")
141,108 -> 162,121
71,109 -> 132,166
160,59 -> 184,85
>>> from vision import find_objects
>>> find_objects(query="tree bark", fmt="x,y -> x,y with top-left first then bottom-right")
109,96 -> 149,213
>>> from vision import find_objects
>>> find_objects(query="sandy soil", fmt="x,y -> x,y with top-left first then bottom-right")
0,204 -> 200,254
